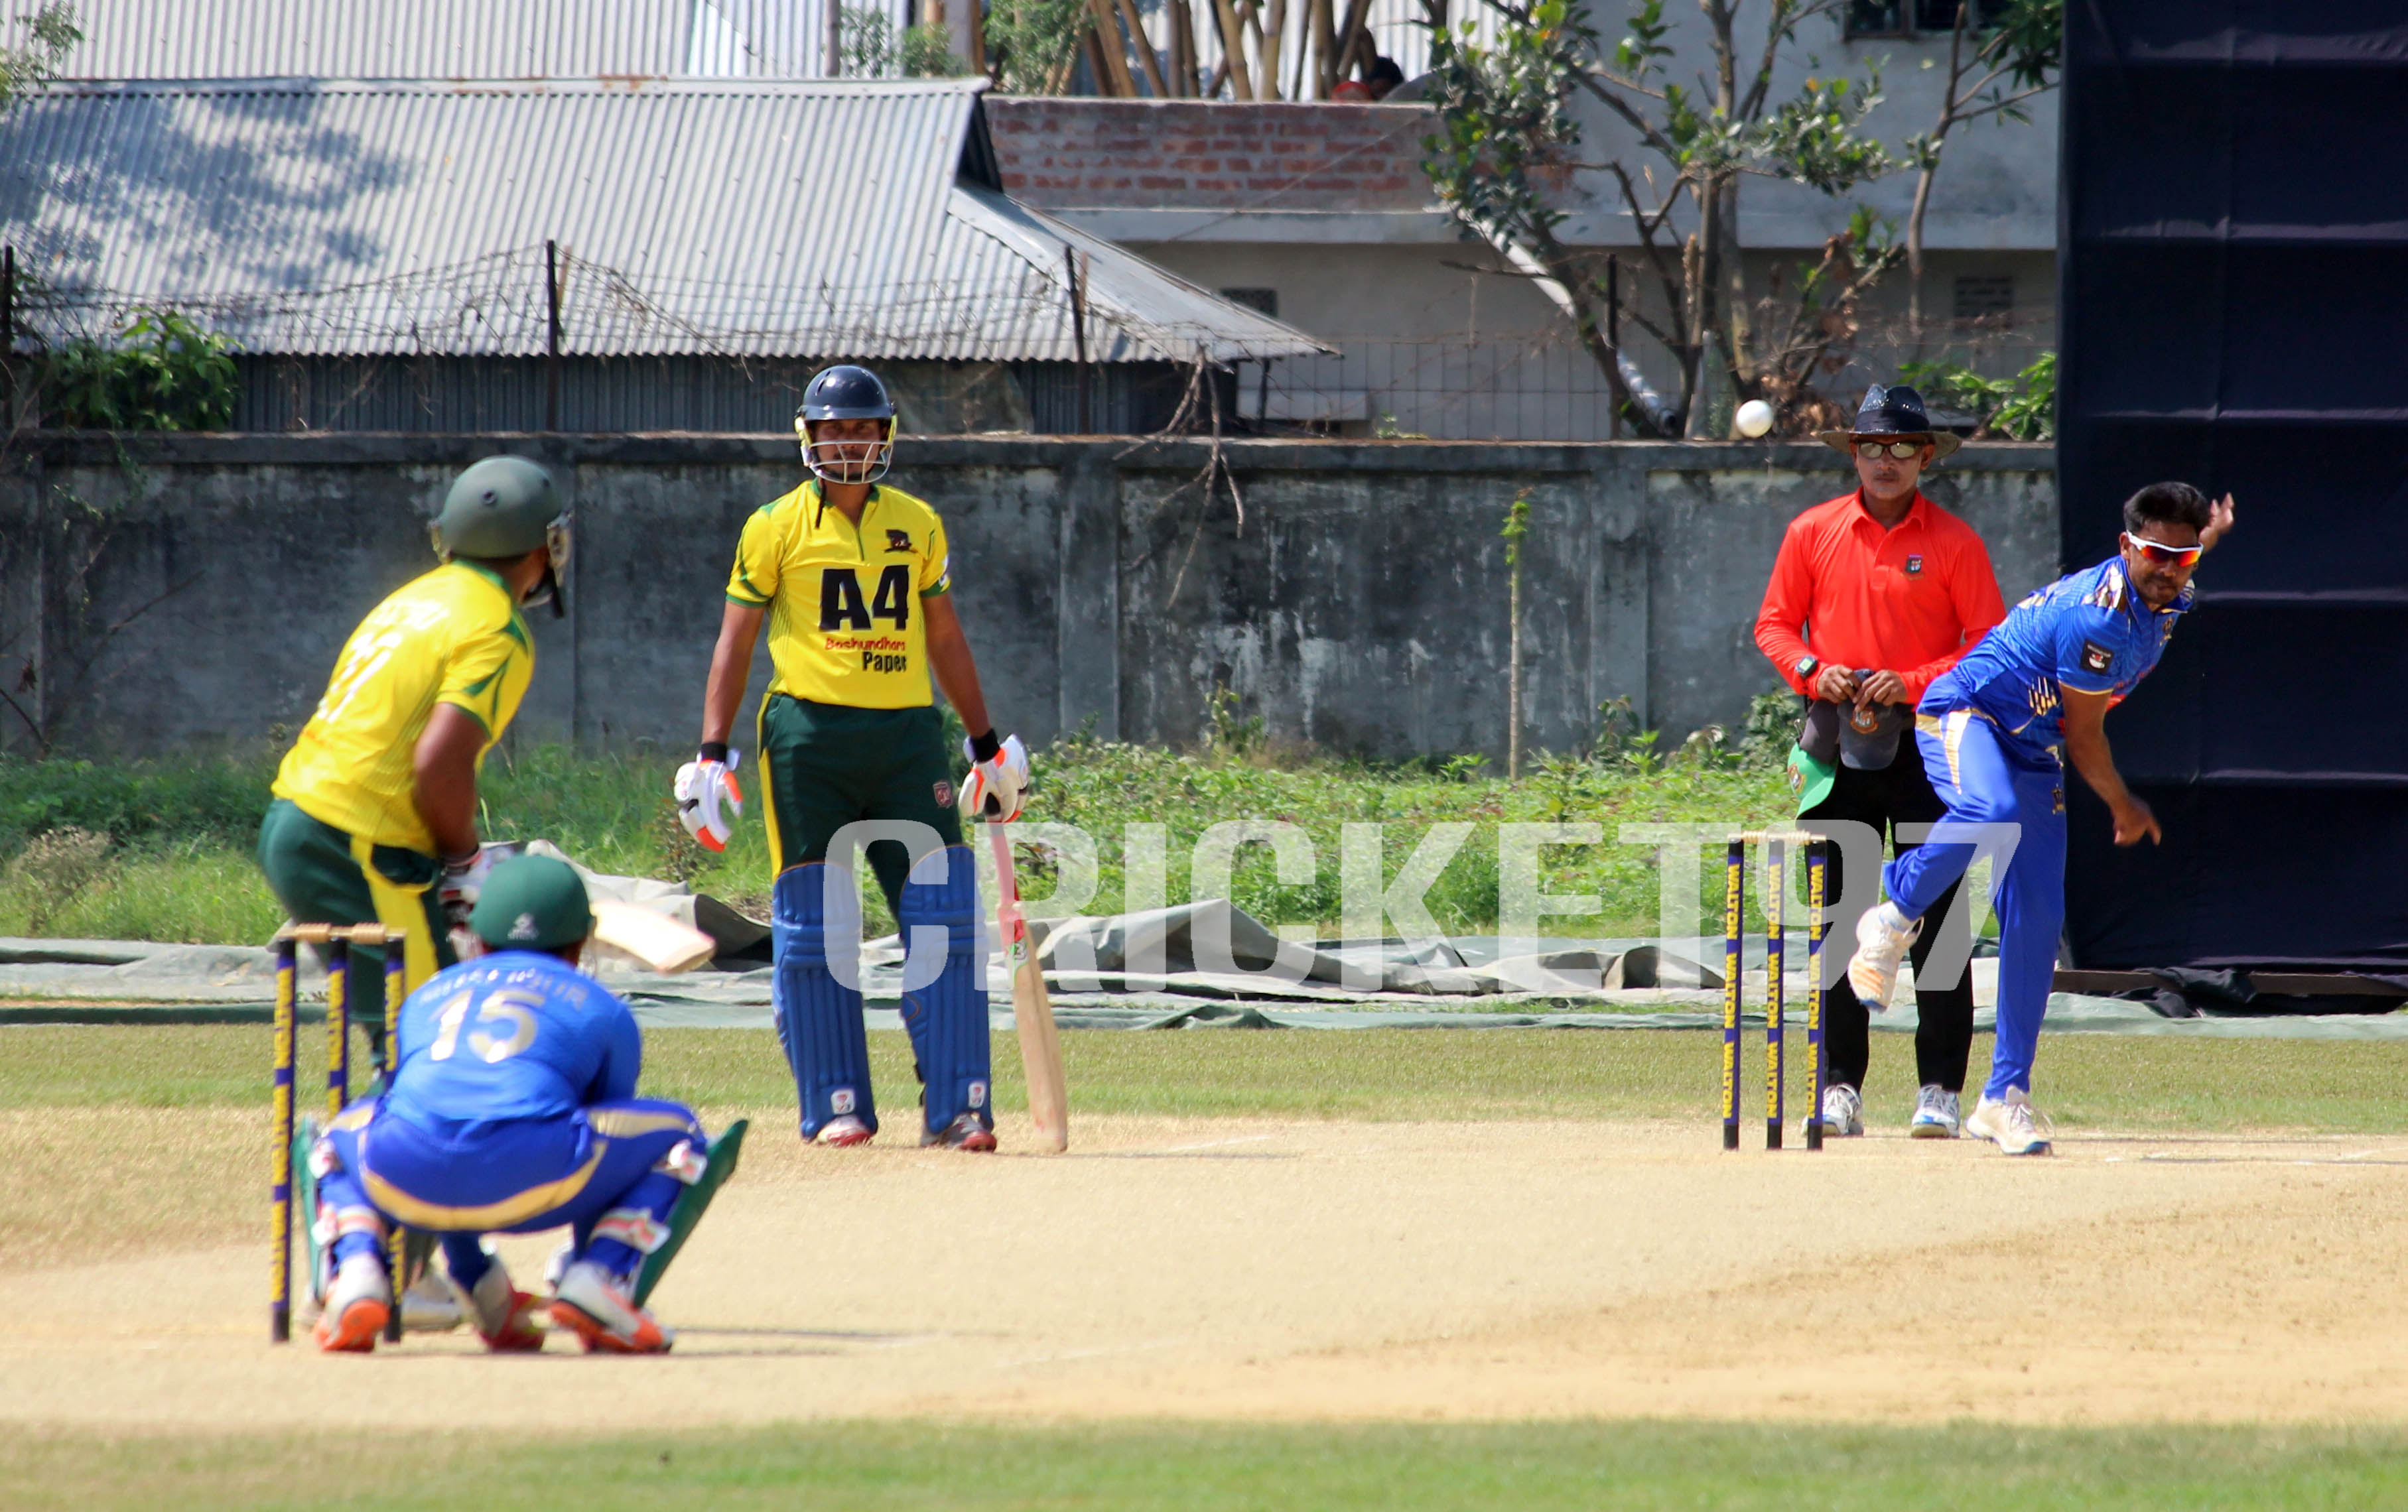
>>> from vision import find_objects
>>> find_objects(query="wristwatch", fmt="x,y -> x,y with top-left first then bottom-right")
1795,654 -> 1819,684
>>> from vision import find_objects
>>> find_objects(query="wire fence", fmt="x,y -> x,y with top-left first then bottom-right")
10,245 -> 1079,360
1234,330 -> 1626,441
7,257 -> 2050,438
1233,322 -> 2054,441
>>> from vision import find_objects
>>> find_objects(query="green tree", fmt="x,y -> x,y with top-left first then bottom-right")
1424,0 -> 1899,438
0,3 -> 78,111
900,21 -> 972,76
984,0 -> 1089,93
1901,348 -> 2053,440
840,5 -> 898,74
839,8 -> 972,78
1901,0 -> 2061,330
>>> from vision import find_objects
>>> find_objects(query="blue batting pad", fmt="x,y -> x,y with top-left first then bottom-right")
896,844 -> 990,1134
772,862 -> 876,1137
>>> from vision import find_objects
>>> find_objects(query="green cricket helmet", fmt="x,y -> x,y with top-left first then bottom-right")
430,456 -> 571,616
470,853 -> 594,953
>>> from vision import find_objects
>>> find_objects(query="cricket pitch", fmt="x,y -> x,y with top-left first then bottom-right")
7,1114 -> 2407,1430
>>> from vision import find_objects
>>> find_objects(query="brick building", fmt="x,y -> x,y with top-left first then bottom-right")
986,10 -> 2060,440
988,97 -> 1593,438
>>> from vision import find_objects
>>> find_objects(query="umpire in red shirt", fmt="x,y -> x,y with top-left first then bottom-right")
1753,384 -> 2006,1139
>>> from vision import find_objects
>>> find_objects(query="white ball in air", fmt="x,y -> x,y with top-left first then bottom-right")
1734,399 -> 1775,439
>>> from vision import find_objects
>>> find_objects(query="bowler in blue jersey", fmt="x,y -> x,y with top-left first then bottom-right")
1842,481 -> 2236,1154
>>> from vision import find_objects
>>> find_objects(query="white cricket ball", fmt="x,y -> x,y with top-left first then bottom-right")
1734,399 -> 1775,439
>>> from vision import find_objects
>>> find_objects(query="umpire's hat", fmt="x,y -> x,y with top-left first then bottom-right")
1816,384 -> 1961,460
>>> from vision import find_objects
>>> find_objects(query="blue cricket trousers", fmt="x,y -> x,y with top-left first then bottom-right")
317,1097 -> 701,1287
1881,710 -> 2068,1100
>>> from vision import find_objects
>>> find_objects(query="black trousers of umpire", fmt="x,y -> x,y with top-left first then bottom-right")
1800,744 -> 1977,1095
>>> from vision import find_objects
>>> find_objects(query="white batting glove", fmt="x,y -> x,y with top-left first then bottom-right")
959,732 -> 1030,822
673,747 -> 744,853
436,845 -> 505,919
437,842 -> 513,957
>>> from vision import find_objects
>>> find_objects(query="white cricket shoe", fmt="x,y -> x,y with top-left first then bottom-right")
1846,902 -> 1923,1010
550,1260 -> 675,1354
1964,1087 -> 2053,1156
1909,1084 -> 1962,1139
813,1113 -> 874,1147
313,1251 -> 391,1354
400,1266 -> 463,1333
1816,1083 -> 1864,1138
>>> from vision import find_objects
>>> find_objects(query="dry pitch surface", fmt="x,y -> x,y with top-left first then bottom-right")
9,1103 -> 2408,1431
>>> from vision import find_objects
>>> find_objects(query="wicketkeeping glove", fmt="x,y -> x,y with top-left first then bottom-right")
959,731 -> 1030,822
674,746 -> 744,852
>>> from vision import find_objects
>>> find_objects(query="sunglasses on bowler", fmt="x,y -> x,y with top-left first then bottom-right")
1852,439 -> 1926,460
2123,532 -> 2202,567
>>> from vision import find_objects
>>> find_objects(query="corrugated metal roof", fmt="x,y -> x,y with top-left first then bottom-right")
50,0 -> 876,80
0,77 -> 1326,363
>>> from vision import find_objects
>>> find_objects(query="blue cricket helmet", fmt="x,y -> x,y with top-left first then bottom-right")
799,364 -> 896,421
795,364 -> 897,483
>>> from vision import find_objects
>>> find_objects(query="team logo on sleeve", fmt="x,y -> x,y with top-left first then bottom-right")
2080,641 -> 2114,675
885,529 -> 913,552
933,779 -> 954,808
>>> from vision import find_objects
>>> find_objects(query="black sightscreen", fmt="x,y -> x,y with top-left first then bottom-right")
2058,3 -> 2408,968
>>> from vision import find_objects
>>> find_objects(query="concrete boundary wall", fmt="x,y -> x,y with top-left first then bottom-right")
1,434 -> 2057,761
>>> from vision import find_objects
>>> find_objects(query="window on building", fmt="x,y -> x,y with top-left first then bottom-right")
1954,275 -> 2015,321
1847,0 -> 2007,37
1846,1 -> 1907,34
1219,288 -> 1279,318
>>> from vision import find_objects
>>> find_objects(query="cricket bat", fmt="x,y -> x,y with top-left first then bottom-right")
591,899 -> 718,975
985,820 -> 1068,1152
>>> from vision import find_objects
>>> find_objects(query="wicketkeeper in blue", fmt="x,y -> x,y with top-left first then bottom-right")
1844,481 -> 2236,1155
310,854 -> 729,1354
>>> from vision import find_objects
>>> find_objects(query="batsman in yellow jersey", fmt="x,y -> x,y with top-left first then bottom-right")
257,456 -> 569,1032
680,365 -> 1028,1151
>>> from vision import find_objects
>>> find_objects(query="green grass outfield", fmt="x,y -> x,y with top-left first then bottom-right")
9,1420 -> 2408,1511
9,1023 -> 2408,1134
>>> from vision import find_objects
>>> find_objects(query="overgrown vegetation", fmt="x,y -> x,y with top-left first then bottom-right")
29,307 -> 239,431
2,825 -> 109,932
0,3 -> 78,111
1900,349 -> 2056,440
0,712 -> 1802,944
840,4 -> 971,77
982,0 -> 1088,93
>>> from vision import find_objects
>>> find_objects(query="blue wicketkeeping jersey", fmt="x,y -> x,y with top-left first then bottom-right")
384,950 -> 641,1124
1923,555 -> 2192,763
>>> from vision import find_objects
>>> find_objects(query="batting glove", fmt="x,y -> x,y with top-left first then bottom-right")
674,745 -> 744,852
436,845 -> 503,933
959,731 -> 1030,822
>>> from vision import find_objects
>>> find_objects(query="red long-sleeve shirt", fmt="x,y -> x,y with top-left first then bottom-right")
1753,489 -> 2006,701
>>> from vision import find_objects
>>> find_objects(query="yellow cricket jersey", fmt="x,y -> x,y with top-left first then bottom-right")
725,481 -> 953,708
271,562 -> 535,854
